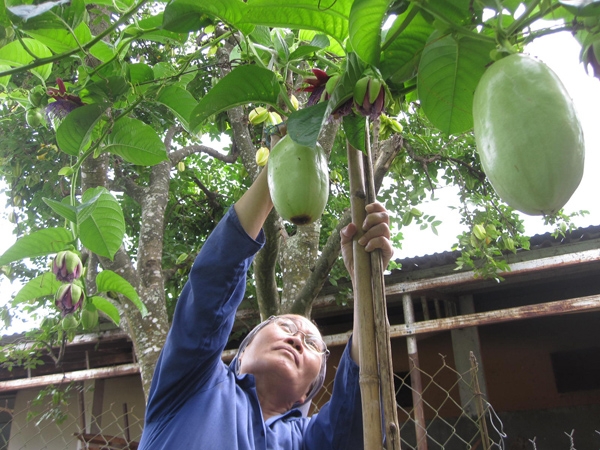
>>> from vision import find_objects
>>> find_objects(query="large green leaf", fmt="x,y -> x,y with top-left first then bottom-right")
342,113 -> 367,152
103,117 -> 168,165
0,38 -> 53,80
156,85 -> 198,131
88,295 -> 120,325
12,273 -> 62,306
24,21 -> 92,54
349,0 -> 393,66
0,228 -> 75,266
79,187 -> 125,260
163,0 -> 251,34
417,33 -> 494,135
287,102 -> 329,148
239,0 -> 353,44
56,103 -> 106,156
422,0 -> 483,26
96,271 -> 147,317
380,8 -> 435,83
189,65 -> 280,131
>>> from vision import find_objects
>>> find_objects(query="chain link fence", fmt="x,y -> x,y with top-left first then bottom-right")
0,382 -> 143,450
0,355 -> 597,449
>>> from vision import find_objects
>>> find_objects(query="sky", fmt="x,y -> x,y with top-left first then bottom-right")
1,27 -> 600,332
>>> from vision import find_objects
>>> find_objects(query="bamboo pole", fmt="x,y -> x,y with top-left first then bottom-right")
403,293 -> 428,450
363,133 -> 401,449
347,142 -> 384,449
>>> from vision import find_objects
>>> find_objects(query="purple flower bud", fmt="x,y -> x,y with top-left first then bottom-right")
354,79 -> 386,120
52,251 -> 83,283
55,283 -> 84,316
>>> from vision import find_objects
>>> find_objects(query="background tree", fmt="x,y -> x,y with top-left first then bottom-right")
0,0 -> 596,399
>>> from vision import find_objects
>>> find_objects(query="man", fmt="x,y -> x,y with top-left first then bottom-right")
138,167 -> 393,449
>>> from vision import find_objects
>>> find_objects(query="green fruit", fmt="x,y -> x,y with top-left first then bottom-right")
267,135 -> 329,225
81,305 -> 99,331
61,314 -> 78,331
26,109 -> 44,128
325,74 -> 340,95
353,76 -> 370,105
473,54 -> 584,216
249,107 -> 269,125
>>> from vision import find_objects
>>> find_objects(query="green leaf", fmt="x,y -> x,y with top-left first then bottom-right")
12,273 -> 62,306
88,295 -> 120,325
79,188 -> 125,260
240,0 -> 353,44
80,76 -> 130,103
287,102 -> 329,148
43,189 -> 103,226
56,103 -> 106,156
0,38 -> 53,80
349,0 -> 393,66
189,65 -> 280,131
342,113 -> 367,152
417,33 -> 494,135
155,85 -> 198,131
103,117 -> 168,166
88,40 -> 115,63
126,63 -> 155,85
0,228 -> 75,266
425,0 -> 483,26
24,21 -> 92,54
163,0 -> 251,34
288,44 -> 325,61
42,198 -> 77,223
96,271 -> 147,317
381,9 -> 435,83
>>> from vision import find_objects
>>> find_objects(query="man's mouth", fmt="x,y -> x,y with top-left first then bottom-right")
276,346 -> 299,366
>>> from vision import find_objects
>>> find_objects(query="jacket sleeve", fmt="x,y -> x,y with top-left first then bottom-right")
303,337 -> 365,450
144,207 -> 264,422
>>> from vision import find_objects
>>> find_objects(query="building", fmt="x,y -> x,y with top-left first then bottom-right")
1,226 -> 599,449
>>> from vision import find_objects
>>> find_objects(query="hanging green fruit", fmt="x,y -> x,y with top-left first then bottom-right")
473,53 -> 584,216
267,135 -> 329,225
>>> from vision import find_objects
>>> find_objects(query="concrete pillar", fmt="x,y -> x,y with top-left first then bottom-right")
450,294 -> 488,417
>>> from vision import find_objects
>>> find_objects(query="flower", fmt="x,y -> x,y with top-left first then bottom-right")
52,251 -> 83,283
300,69 -> 331,106
45,78 -> 84,131
55,283 -> 85,316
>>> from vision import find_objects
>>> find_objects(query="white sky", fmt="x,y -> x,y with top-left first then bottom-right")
2,28 -> 600,331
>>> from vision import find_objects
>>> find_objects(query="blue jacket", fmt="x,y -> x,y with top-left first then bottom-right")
139,207 -> 363,449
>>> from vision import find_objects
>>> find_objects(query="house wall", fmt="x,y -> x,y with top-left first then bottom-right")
316,310 -> 600,449
7,375 -> 145,450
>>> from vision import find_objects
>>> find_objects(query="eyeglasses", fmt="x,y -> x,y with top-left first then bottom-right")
269,316 -> 329,356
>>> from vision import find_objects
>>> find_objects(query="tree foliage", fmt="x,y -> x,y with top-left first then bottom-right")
0,0 -> 597,397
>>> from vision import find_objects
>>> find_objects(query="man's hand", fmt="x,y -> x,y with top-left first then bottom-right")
340,202 -> 394,277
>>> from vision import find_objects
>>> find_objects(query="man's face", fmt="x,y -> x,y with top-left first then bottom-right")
238,314 -> 324,404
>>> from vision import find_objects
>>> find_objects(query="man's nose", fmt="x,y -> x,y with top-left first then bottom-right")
285,334 -> 304,352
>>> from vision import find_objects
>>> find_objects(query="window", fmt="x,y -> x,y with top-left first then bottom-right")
550,347 -> 600,393
0,395 -> 15,450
